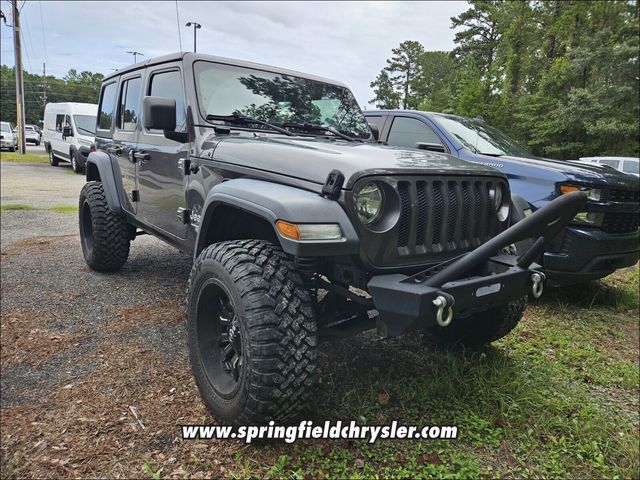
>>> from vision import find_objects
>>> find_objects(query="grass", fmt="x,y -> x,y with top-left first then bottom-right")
0,203 -> 35,213
0,152 -> 49,163
229,266 -> 638,479
0,203 -> 77,214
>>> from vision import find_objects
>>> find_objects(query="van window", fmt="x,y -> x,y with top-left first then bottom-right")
98,82 -> 118,130
118,77 -> 142,131
55,114 -> 65,132
600,159 -> 621,169
148,70 -> 186,132
388,116 -> 443,149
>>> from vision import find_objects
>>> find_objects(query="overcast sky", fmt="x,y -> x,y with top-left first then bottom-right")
0,1 -> 466,107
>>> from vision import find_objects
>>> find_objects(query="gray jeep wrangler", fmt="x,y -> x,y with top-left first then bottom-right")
79,52 -> 586,425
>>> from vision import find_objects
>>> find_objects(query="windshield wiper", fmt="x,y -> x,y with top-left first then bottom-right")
282,123 -> 360,142
76,126 -> 95,136
205,114 -> 294,136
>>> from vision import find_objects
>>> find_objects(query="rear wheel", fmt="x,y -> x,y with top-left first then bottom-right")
187,239 -> 318,425
49,148 -> 59,166
79,181 -> 130,271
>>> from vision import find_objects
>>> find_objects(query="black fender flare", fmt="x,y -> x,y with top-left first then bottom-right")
85,151 -> 122,214
510,194 -> 533,225
194,178 -> 359,258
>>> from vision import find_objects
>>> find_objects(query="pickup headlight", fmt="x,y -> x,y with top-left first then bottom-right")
356,183 -> 383,225
559,184 -> 603,202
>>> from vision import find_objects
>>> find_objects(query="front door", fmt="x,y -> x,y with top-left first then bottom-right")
137,66 -> 189,239
112,75 -> 143,214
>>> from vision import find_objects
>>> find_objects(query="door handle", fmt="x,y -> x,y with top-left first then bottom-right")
133,151 -> 151,162
107,146 -> 123,155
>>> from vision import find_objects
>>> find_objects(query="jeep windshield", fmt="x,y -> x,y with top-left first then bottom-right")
73,115 -> 96,136
194,61 -> 372,140
434,114 -> 535,158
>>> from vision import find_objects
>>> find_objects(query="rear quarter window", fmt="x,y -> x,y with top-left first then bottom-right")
97,82 -> 118,133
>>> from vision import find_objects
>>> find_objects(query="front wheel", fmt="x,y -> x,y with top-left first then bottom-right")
49,148 -> 59,166
425,296 -> 527,346
71,150 -> 83,173
187,239 -> 318,425
79,181 -> 131,271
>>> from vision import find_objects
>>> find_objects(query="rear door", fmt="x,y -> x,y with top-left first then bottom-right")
136,65 -> 189,239
112,74 -> 143,214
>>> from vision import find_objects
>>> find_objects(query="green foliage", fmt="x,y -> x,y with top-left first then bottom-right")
0,152 -> 48,163
371,0 -> 639,159
0,65 -> 103,125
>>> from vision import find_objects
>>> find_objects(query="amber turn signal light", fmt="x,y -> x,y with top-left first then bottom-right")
275,220 -> 301,240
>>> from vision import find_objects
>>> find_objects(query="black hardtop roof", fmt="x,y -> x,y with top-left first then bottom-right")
103,52 -> 348,88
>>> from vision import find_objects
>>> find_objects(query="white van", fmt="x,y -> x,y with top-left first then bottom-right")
43,102 -> 97,173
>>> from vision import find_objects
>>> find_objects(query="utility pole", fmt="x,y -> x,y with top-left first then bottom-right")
126,50 -> 143,63
42,62 -> 47,105
185,22 -> 201,52
11,0 -> 26,154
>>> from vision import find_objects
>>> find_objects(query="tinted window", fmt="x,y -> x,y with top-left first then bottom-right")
387,116 -> 443,149
118,77 -> 142,131
98,82 -> 117,130
623,161 -> 639,174
600,159 -> 621,169
148,70 -> 186,132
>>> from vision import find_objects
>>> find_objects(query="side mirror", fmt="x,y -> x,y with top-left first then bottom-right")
143,96 -> 177,131
416,142 -> 446,153
143,96 -> 188,143
62,126 -> 73,137
368,122 -> 379,141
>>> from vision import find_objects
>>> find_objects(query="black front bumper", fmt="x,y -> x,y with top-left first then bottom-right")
544,226 -> 639,285
366,191 -> 588,337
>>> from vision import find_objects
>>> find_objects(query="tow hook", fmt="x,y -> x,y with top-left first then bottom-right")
531,272 -> 545,299
433,295 -> 454,327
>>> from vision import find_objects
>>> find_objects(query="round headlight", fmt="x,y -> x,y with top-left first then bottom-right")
490,183 -> 510,222
356,183 -> 383,225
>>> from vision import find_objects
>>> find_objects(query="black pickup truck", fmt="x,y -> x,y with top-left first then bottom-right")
78,52 -> 585,424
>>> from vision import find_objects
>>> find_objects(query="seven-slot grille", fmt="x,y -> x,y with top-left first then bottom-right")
603,188 -> 639,233
395,178 -> 501,256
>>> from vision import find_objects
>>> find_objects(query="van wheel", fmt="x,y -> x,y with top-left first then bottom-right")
49,149 -> 59,166
79,181 -> 131,271
71,150 -> 83,173
187,239 -> 318,425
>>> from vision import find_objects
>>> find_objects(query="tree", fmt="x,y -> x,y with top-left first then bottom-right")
369,70 -> 400,109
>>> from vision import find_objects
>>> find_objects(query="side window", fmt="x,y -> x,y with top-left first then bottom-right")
366,116 -> 385,134
600,159 -> 621,169
148,70 -> 186,133
65,115 -> 71,128
118,77 -> 142,131
98,82 -> 118,131
623,161 -> 639,175
387,117 -> 443,149
55,114 -> 65,132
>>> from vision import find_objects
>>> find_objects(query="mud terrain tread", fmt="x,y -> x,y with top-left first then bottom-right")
79,181 -> 130,271
188,239 -> 317,424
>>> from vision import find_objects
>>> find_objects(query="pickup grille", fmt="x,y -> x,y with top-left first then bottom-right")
396,178 -> 500,256
602,212 -> 639,233
608,189 -> 639,203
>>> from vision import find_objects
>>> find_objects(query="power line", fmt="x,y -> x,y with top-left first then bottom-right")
38,0 -> 46,65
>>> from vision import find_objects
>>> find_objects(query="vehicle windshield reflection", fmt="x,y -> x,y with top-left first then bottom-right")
194,61 -> 371,140
435,114 -> 535,158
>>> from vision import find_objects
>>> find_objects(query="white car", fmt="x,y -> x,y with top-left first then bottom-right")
578,156 -> 639,177
24,124 -> 41,145
43,102 -> 97,173
0,121 -> 18,151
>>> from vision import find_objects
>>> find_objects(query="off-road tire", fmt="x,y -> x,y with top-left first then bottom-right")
79,181 -> 130,271
187,239 -> 318,425
426,296 -> 527,346
71,149 -> 83,173
49,148 -> 59,166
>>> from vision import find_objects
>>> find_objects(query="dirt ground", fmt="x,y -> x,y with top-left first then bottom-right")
1,161 -> 638,478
